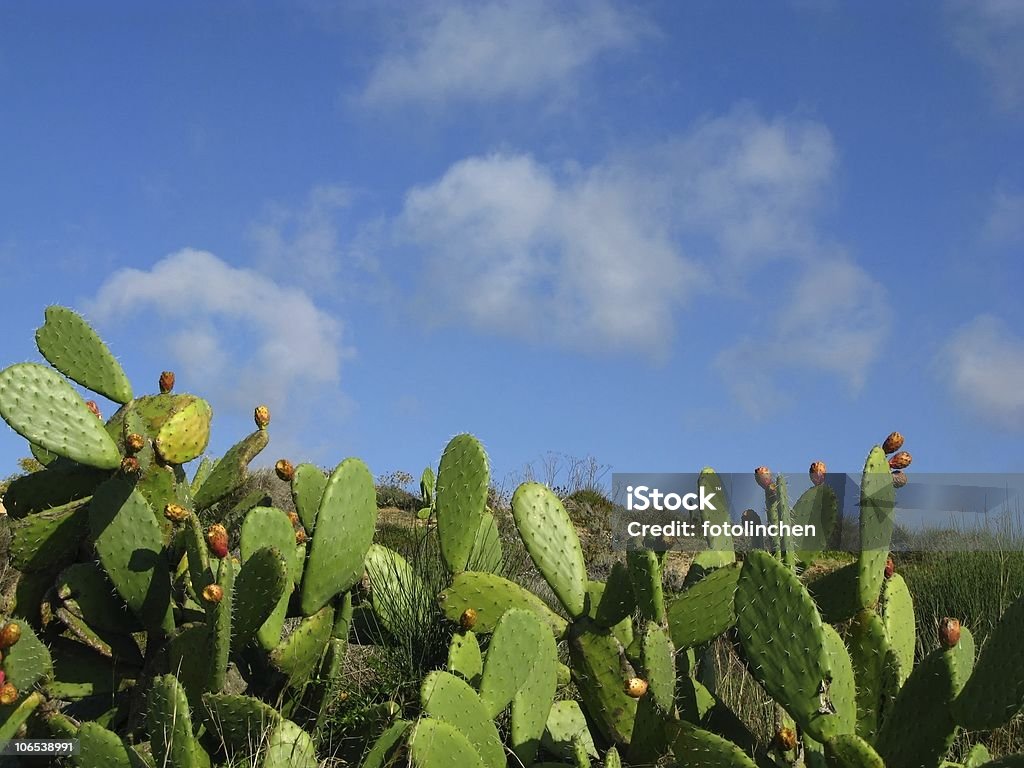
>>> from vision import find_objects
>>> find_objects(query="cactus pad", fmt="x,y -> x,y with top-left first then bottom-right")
439,571 -> 568,638
510,614 -> 558,767
10,497 -> 91,572
824,734 -> 885,768
408,718 -> 486,768
192,428 -> 269,509
880,572 -> 915,685
421,671 -> 504,768
857,446 -> 896,609
479,607 -> 546,718
291,463 -> 327,533
232,546 -> 287,652
568,618 -> 638,745
542,700 -> 598,762
270,604 -> 334,688
154,397 -> 212,465
147,674 -> 209,768
667,561 -> 739,649
1,619 -> 53,690
670,721 -> 759,767
435,434 -> 490,574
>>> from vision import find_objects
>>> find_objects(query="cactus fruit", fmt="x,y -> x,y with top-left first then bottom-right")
754,466 -> 773,490
889,451 -> 912,470
85,400 -> 101,418
940,617 -> 961,649
159,370 -> 175,393
125,432 -> 145,453
295,528 -> 307,545
287,510 -> 300,526
207,524 -> 229,558
775,727 -> 798,751
0,621 -> 21,649
254,404 -> 270,429
625,677 -> 648,698
884,556 -> 895,579
0,682 -> 17,704
202,584 -> 224,604
460,608 -> 478,631
164,503 -> 189,523
883,431 -> 904,454
809,461 -> 827,486
275,458 -> 295,481
892,470 -> 908,488
120,456 -> 140,474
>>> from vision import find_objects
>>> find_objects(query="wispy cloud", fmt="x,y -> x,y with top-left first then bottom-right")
940,314 -> 1024,429
948,0 -> 1024,111
86,249 -> 351,423
984,189 -> 1024,244
361,0 -> 647,105
248,184 -> 353,290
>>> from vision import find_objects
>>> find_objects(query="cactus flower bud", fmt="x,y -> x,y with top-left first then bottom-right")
85,400 -> 102,419
254,405 -> 271,429
287,511 -> 300,527
939,617 -> 961,649
0,682 -> 17,705
459,608 -> 478,631
775,727 -> 798,751
754,466 -> 773,491
125,432 -> 145,453
275,459 -> 295,482
625,677 -> 648,698
884,557 -> 895,579
0,622 -> 21,649
892,470 -> 908,488
202,584 -> 224,604
159,371 -> 175,393
120,456 -> 141,475
295,529 -> 308,545
164,504 -> 189,524
206,524 -> 229,559
889,451 -> 912,470
809,461 -> 827,486
883,431 -> 904,455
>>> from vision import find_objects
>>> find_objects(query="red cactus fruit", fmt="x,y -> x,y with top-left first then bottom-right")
625,677 -> 648,698
159,371 -> 175,393
889,451 -> 912,470
120,456 -> 141,475
206,524 -> 229,559
884,557 -> 895,579
202,584 -> 224,604
459,608 -> 478,631
85,400 -> 102,419
809,461 -> 827,486
275,459 -> 295,482
939,617 -> 961,649
754,466 -> 773,491
0,682 -> 17,705
883,431 -> 904,454
125,432 -> 145,453
254,405 -> 271,429
0,622 -> 20,649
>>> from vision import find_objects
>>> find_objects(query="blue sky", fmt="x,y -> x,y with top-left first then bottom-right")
1,1 -> 1022,491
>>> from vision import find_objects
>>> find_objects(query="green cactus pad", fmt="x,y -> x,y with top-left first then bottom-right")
408,718 -> 486,768
365,544 -> 425,637
880,572 -> 915,685
192,428 -> 269,509
90,478 -> 174,634
809,562 -> 862,624
183,511 -> 214,599
439,571 -> 568,638
876,627 -> 974,768
467,510 -> 503,573
170,622 -> 210,708
361,720 -> 411,768
588,562 -> 635,628
698,468 -> 736,565
964,745 -> 993,767
154,397 -> 212,464
954,594 -> 1024,729
512,482 -> 588,618
734,549 -> 844,743
305,632 -> 349,731
568,618 -> 638,745
421,465 -> 435,505
510,614 -> 558,767
0,362 -> 122,469
447,630 -> 483,686
56,562 -> 141,633
857,446 -> 897,609
147,674 -> 210,768
46,636 -> 128,700
670,721 -> 758,767
626,547 -> 667,624
478,607 -> 546,718
75,721 -> 135,768
847,609 -> 889,742
821,623 -> 858,738
207,556 -> 235,693
271,604 -> 334,688
29,440 -> 57,466
824,734 -> 885,768
667,561 -> 740,649
641,622 -> 676,713
232,546 -> 287,652
421,671 -> 505,768
300,458 -> 377,615
9,497 -> 91,572
190,456 -> 215,496
0,690 -> 45,742
792,483 -> 839,563
542,700 -> 598,762
435,434 -> 490,574
241,505 -> 302,646
200,692 -> 282,751
34,306 -> 133,404
264,718 -> 318,768
0,460 -> 107,519
291,463 -> 327,533
1,618 -> 53,689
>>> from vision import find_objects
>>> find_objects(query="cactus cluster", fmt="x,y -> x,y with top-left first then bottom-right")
2,306 -> 1024,768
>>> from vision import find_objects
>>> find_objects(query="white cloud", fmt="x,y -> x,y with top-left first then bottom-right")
361,0 -> 645,105
86,249 -> 349,417
984,190 -> 1024,243
401,153 -> 700,356
715,256 -> 890,417
948,0 -> 1024,110
941,315 -> 1024,429
249,184 -> 352,288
